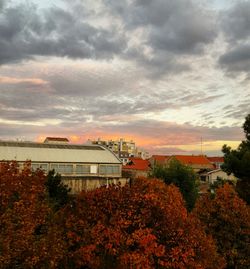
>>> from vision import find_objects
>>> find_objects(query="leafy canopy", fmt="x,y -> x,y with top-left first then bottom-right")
222,114 -> 250,204
63,178 -> 223,269
0,162 -> 66,268
151,159 -> 198,211
194,184 -> 250,269
45,170 -> 71,211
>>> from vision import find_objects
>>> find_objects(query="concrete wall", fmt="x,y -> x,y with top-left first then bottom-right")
62,177 -> 130,194
122,169 -> 149,179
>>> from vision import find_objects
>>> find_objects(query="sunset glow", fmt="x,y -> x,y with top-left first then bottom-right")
1,0 -> 249,155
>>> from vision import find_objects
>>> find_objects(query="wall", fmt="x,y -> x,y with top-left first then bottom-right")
207,170 -> 237,184
62,177 -> 130,194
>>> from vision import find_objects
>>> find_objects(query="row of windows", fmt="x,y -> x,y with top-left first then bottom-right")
51,164 -> 73,174
99,165 -> 120,175
30,163 -> 120,175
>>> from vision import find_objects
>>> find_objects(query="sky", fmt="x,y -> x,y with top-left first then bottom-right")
0,0 -> 250,156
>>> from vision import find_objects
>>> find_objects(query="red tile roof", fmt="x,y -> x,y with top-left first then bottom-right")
151,155 -> 170,164
172,155 -> 212,165
207,157 -> 224,163
123,157 -> 151,171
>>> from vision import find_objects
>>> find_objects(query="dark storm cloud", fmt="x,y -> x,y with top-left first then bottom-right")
124,48 -> 190,78
0,0 -> 4,10
107,0 -> 217,53
219,1 -> 250,74
219,44 -> 250,73
0,0 -> 218,76
0,1 -> 125,65
103,0 -> 218,76
221,1 -> 250,43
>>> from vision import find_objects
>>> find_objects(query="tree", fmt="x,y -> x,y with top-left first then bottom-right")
62,178 -> 224,268
45,170 -> 71,211
0,161 -> 66,268
243,114 -> 250,141
222,114 -> 250,204
194,184 -> 250,269
151,159 -> 198,211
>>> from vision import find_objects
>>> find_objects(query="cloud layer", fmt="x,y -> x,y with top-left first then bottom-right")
0,0 -> 250,154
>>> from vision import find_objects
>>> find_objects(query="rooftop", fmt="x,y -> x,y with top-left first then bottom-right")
123,157 -> 151,171
0,141 -> 103,150
172,155 -> 212,165
207,157 -> 224,163
151,155 -> 170,164
0,141 -> 121,164
44,137 -> 69,142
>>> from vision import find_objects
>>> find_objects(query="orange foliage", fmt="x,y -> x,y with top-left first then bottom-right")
194,184 -> 250,268
63,178 -> 224,268
0,162 -> 228,269
0,162 -> 66,268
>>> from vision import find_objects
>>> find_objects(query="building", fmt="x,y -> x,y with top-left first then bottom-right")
90,138 -> 136,156
44,137 -> 69,144
204,169 -> 237,184
207,157 -> 224,169
117,151 -> 130,165
135,148 -> 151,160
88,138 -> 137,164
0,140 -> 128,194
122,157 -> 151,178
149,155 -> 171,167
167,155 -> 214,172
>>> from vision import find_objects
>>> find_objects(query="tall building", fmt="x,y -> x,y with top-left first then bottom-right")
88,138 -> 136,164
88,138 -> 150,164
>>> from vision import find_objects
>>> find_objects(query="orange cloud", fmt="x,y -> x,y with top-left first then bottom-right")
0,76 -> 48,85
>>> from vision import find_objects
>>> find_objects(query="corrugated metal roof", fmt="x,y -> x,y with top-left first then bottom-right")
0,141 -> 103,150
0,141 -> 121,164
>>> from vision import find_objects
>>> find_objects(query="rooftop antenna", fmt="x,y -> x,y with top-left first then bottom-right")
200,137 -> 203,155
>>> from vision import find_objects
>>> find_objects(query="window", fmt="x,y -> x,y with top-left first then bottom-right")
76,165 -> 90,174
50,164 -> 73,174
31,163 -> 48,172
99,165 -> 120,175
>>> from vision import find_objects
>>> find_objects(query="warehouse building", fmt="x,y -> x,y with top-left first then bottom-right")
0,140 -> 127,194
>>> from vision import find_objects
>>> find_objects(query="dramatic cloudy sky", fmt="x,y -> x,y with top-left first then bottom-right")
0,0 -> 249,155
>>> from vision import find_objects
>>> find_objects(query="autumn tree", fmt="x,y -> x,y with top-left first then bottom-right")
194,184 -> 250,269
151,159 -> 198,211
0,161 -> 66,268
222,114 -> 250,204
62,178 -> 224,269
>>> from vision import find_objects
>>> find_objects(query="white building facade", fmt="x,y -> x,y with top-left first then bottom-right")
0,140 -> 127,194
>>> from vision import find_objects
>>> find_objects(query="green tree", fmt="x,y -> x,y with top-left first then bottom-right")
151,159 -> 198,211
222,114 -> 250,204
45,170 -> 71,211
